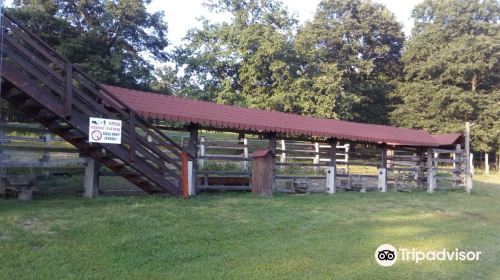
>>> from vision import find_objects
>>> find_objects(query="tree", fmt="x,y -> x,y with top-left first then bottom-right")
9,0 -> 169,90
293,0 -> 405,122
173,0 -> 301,112
391,0 -> 500,152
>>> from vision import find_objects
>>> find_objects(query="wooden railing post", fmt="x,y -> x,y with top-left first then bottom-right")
378,144 -> 388,192
64,62 -> 73,119
129,111 -> 136,162
326,138 -> 337,194
181,151 -> 189,199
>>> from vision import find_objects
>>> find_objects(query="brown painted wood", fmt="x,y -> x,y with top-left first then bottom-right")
0,13 -> 188,196
251,149 -> 274,196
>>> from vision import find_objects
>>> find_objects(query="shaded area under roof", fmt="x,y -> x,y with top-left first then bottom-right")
103,85 -> 440,147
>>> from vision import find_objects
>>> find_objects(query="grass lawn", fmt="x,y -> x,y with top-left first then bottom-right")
0,174 -> 499,279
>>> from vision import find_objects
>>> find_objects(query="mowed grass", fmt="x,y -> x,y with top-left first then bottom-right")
1,175 -> 500,279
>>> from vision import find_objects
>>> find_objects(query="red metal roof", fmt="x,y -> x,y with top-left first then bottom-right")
252,149 -> 274,158
103,85 -> 440,147
433,133 -> 463,147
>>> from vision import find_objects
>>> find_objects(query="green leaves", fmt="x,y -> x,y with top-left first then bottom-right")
10,0 -> 169,90
173,0 -> 298,110
293,0 -> 404,122
392,0 -> 499,152
175,0 -> 404,123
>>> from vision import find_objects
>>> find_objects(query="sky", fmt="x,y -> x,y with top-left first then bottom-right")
3,0 -> 423,45
150,0 -> 424,47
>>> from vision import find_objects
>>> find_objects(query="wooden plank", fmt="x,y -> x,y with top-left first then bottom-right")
199,155 -> 252,161
432,148 -> 455,154
198,170 -> 251,176
196,185 -> 250,191
0,144 -> 79,153
275,175 -> 326,179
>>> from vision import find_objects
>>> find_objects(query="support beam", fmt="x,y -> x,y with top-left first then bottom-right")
427,148 -> 436,193
485,153 -> 489,175
416,148 -> 426,188
268,132 -> 277,191
378,144 -> 387,192
83,157 -> 100,198
199,136 -> 205,169
326,138 -> 337,194
470,153 -> 475,175
242,137 -> 249,170
280,139 -> 286,169
188,124 -> 199,193
453,144 -> 461,188
464,122 -> 473,193
314,142 -> 320,171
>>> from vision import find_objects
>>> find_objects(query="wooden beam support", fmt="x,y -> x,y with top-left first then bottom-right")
268,132 -> 277,191
427,148 -> 435,193
326,138 -> 337,194
378,144 -> 387,192
83,157 -> 100,198
464,122 -> 473,193
188,124 -> 199,193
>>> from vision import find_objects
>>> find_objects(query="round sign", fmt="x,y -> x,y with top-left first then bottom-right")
91,130 -> 103,141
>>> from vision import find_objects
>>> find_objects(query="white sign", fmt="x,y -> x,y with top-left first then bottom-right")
89,117 -> 122,144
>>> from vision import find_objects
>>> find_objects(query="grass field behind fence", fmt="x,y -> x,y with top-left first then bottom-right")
0,174 -> 499,279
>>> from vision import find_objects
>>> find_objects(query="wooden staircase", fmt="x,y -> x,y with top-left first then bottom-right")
0,13 -> 192,196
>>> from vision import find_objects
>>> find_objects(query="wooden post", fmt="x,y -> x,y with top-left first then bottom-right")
251,149 -> 274,196
181,151 -> 189,199
314,142 -> 320,171
129,111 -> 136,162
416,148 -> 426,188
41,133 -> 51,179
378,144 -> 387,192
268,132 -> 277,191
470,153 -> 475,175
345,144 -> 350,173
280,139 -> 286,169
453,144 -> 461,188
427,148 -> 435,193
199,136 -> 205,169
485,153 -> 489,175
464,122 -> 473,193
188,125 -> 199,193
83,157 -> 100,198
242,137 -> 249,170
326,138 -> 337,194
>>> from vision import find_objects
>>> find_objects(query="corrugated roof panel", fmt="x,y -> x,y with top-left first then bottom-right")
103,85 -> 440,147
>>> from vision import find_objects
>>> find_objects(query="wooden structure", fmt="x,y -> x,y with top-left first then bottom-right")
251,149 -> 274,196
0,13 -> 192,197
0,12 -> 474,198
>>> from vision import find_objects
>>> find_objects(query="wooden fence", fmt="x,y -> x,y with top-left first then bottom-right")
0,120 -> 480,197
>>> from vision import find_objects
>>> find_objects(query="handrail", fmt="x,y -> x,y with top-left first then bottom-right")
1,10 -> 196,195
3,12 -> 194,162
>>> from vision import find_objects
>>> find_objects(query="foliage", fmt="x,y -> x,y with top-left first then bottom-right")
293,0 -> 404,122
173,0 -> 300,111
9,0 -> 169,90
391,0 -> 500,152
